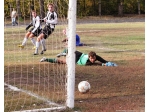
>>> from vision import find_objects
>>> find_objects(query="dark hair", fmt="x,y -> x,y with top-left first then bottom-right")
88,51 -> 96,58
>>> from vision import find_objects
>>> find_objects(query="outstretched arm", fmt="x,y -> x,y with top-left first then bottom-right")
96,55 -> 108,63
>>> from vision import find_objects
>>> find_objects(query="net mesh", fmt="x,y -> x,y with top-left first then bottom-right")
4,0 -> 69,111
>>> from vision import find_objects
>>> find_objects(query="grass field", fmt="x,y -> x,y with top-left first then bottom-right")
4,22 -> 145,112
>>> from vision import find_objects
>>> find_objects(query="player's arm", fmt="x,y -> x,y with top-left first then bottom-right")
96,55 -> 108,63
25,22 -> 33,31
40,12 -> 49,23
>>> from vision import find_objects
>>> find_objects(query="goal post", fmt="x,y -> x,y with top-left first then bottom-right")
66,0 -> 77,108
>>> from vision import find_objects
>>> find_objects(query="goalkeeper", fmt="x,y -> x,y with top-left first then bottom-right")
18,10 -> 42,49
40,51 -> 117,66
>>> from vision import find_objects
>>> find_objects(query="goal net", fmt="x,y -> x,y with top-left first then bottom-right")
4,0 -> 75,111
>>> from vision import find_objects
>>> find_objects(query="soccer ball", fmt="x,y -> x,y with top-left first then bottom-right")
78,81 -> 91,93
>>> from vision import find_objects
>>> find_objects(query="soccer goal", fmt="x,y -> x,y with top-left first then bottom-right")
4,0 -> 76,111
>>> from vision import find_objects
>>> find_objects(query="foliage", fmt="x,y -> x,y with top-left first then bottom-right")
4,0 -> 145,18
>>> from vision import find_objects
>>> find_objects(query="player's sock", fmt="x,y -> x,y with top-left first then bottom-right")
30,38 -> 36,46
40,38 -> 46,51
46,58 -> 57,63
34,41 -> 40,54
22,37 -> 28,46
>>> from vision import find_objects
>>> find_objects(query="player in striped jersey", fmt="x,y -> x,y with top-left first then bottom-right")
18,10 -> 42,49
34,3 -> 58,55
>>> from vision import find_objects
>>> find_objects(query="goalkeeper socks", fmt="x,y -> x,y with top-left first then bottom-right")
46,58 -> 57,63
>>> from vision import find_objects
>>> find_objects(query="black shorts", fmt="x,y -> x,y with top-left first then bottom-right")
29,28 -> 42,37
41,25 -> 54,39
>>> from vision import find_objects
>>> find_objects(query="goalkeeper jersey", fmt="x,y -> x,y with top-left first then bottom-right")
75,51 -> 108,65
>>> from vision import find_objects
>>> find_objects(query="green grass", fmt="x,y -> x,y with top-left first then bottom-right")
4,22 -> 145,111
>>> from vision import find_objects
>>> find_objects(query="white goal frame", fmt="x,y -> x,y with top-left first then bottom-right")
66,0 -> 77,109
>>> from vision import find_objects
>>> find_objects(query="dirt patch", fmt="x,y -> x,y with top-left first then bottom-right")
4,58 -> 145,112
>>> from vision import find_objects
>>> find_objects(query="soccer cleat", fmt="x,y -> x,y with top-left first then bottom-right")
40,51 -> 44,54
56,53 -> 67,57
33,53 -> 38,55
32,46 -> 36,50
18,45 -> 24,49
40,49 -> 46,54
40,57 -> 47,62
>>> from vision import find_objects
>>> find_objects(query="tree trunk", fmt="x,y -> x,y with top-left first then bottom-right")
137,0 -> 141,15
30,0 -> 34,11
9,4 -> 12,17
118,0 -> 124,16
53,0 -> 58,12
98,0 -> 101,16
16,0 -> 22,19
39,0 -> 45,18
92,0 -> 96,15
83,0 -> 86,11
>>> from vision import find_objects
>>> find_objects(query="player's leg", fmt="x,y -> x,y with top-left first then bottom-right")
40,38 -> 46,54
18,32 -> 31,49
11,18 -> 14,26
40,57 -> 66,64
15,18 -> 18,25
34,33 -> 44,55
34,26 -> 47,55
56,48 -> 68,57
28,33 -> 36,49
39,25 -> 52,54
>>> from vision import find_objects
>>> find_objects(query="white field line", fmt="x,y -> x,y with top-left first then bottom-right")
12,106 -> 66,112
4,83 -> 66,111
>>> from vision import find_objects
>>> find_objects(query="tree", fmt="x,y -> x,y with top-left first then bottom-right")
16,0 -> 22,19
137,0 -> 141,15
39,0 -> 45,18
118,0 -> 124,16
98,0 -> 101,16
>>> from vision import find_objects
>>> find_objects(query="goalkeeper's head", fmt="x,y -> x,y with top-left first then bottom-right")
88,51 -> 97,63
